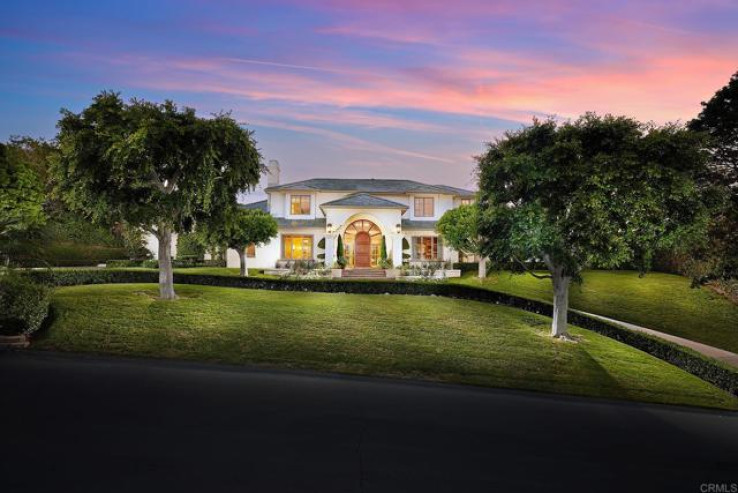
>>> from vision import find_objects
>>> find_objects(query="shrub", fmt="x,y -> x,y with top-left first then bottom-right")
106,259 -> 143,268
0,273 -> 50,335
142,259 -> 158,269
176,233 -> 205,261
453,262 -> 479,273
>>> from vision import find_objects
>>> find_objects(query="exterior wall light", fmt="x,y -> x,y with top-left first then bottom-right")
326,223 -> 334,234
395,224 -> 401,234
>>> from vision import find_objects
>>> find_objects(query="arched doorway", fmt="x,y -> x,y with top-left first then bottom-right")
343,219 -> 382,268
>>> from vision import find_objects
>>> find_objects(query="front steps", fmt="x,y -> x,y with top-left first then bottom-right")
341,269 -> 386,279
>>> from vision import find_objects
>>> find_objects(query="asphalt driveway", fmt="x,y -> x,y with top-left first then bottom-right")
1,351 -> 736,492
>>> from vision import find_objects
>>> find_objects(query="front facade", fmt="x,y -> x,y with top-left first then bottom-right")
228,170 -> 475,270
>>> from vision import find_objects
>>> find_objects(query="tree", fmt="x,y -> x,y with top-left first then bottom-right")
477,114 -> 708,338
336,235 -> 345,267
437,204 -> 487,278
54,91 -> 262,298
688,70 -> 738,279
0,142 -> 46,238
202,208 -> 277,277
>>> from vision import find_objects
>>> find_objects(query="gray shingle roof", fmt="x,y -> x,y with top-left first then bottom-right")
276,217 -> 326,229
320,193 -> 408,211
266,178 -> 474,197
401,219 -> 438,231
239,200 -> 269,212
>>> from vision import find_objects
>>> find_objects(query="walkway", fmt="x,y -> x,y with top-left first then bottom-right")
579,310 -> 738,368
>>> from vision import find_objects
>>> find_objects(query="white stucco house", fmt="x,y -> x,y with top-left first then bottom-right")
229,162 -> 476,271
145,161 -> 477,273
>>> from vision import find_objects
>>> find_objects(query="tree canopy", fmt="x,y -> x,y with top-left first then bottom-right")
477,114 -> 708,336
688,70 -> 738,279
201,208 -> 277,277
436,203 -> 487,277
54,91 -> 262,297
0,142 -> 46,238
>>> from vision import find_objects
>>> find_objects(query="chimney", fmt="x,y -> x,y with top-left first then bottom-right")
266,159 -> 280,187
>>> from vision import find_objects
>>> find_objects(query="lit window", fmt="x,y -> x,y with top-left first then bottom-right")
414,197 -> 434,217
412,236 -> 440,260
283,235 -> 313,260
460,199 -> 473,206
290,195 -> 311,215
246,243 -> 256,258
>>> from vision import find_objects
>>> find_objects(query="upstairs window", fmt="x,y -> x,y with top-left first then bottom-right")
290,195 -> 311,215
414,197 -> 434,217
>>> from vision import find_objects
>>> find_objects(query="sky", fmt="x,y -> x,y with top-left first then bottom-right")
1,0 -> 737,199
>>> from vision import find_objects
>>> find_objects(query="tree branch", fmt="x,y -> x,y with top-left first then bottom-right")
512,255 -> 552,279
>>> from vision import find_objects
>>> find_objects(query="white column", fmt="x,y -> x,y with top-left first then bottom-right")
392,234 -> 403,267
325,234 -> 337,267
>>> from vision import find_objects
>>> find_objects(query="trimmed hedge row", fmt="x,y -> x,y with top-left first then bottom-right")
27,268 -> 738,396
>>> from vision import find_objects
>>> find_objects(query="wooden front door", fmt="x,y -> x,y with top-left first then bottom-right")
354,231 -> 371,268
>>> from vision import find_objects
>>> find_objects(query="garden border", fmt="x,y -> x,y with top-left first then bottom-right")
27,268 -> 738,396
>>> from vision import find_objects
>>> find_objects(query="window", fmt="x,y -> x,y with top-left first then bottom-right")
412,236 -> 440,260
460,199 -> 473,206
414,197 -> 434,217
246,243 -> 256,258
283,235 -> 313,260
290,195 -> 311,215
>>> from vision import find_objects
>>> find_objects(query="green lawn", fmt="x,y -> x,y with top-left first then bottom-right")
452,270 -> 738,354
36,283 -> 737,410
115,267 -> 276,278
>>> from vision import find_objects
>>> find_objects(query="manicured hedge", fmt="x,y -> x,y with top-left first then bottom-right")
453,262 -> 479,273
0,273 -> 51,336
27,268 -> 738,396
106,260 -> 143,268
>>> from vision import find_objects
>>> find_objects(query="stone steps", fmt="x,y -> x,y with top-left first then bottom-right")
341,269 -> 386,278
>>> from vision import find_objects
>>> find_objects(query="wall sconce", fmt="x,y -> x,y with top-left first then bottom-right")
395,224 -> 402,234
326,223 -> 334,234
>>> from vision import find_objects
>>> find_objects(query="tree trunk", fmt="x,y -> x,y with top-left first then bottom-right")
239,249 -> 249,277
156,226 -> 177,300
550,266 -> 571,338
478,257 -> 487,279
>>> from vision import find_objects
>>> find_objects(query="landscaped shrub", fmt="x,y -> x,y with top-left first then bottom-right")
106,259 -> 143,268
29,268 -> 738,396
142,259 -> 158,269
453,262 -> 480,273
176,233 -> 206,261
0,272 -> 50,335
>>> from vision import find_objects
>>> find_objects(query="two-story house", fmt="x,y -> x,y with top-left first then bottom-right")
227,161 -> 476,270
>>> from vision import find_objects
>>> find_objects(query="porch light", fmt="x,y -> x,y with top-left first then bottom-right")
326,223 -> 334,234
395,224 -> 401,234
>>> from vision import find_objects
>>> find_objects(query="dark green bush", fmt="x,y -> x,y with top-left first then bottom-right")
453,262 -> 479,273
176,233 -> 205,261
142,259 -> 158,269
0,273 -> 50,335
27,268 -> 738,396
106,259 -> 143,268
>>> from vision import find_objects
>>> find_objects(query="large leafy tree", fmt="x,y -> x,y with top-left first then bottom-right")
477,114 -> 708,337
436,204 -> 487,278
54,91 -> 262,298
0,142 -> 46,239
201,208 -> 277,277
688,70 -> 738,279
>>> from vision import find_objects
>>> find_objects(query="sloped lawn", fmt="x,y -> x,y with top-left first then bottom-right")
452,270 -> 738,354
35,283 -> 737,410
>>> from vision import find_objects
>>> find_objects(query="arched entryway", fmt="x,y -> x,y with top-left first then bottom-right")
343,219 -> 382,268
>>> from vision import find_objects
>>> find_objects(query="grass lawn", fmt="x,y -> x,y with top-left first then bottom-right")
452,270 -> 738,354
36,283 -> 737,410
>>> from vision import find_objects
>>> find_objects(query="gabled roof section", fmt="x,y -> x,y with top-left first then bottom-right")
239,200 -> 269,212
265,178 -> 474,196
320,193 -> 408,211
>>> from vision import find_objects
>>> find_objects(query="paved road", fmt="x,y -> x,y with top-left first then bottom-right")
2,352 -> 737,493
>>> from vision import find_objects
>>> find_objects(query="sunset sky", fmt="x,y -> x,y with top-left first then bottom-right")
2,0 -> 737,196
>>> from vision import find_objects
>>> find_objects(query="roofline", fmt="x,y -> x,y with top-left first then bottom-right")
264,178 -> 475,196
